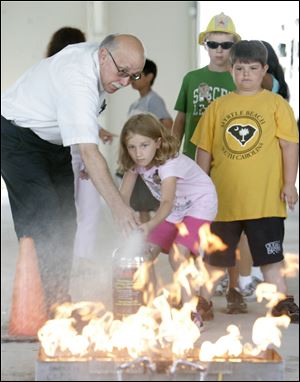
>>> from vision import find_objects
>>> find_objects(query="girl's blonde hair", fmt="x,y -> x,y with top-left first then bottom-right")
119,113 -> 180,171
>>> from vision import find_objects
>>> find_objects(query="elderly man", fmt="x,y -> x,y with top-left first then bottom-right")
1,34 -> 145,311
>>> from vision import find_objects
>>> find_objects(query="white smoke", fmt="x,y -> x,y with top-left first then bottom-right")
115,229 -> 146,260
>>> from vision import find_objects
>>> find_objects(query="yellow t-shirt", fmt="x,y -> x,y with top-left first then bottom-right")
191,90 -> 299,221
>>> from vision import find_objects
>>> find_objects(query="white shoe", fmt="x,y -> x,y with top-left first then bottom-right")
240,277 -> 262,302
214,274 -> 229,296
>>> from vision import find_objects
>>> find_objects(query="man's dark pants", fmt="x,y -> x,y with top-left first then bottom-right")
1,116 -> 76,311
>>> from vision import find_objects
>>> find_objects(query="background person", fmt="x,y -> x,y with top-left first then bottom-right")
261,40 -> 290,100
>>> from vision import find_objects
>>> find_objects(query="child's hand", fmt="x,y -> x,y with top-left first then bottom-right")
281,184 -> 298,210
138,222 -> 152,238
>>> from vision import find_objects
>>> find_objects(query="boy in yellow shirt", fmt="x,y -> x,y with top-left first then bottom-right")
192,40 -> 299,323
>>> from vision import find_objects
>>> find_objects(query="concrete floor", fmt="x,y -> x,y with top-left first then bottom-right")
1,189 -> 299,381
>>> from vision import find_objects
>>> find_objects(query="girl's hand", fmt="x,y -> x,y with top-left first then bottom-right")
281,184 -> 298,210
138,222 -> 152,238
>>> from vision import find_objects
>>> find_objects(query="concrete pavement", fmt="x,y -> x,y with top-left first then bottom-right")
1,189 -> 299,381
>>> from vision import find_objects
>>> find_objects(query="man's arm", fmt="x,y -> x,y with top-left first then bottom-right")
279,139 -> 299,210
79,143 -> 139,233
171,111 -> 185,143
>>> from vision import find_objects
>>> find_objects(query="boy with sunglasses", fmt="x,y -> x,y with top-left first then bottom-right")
172,13 -> 246,319
172,12 -> 241,160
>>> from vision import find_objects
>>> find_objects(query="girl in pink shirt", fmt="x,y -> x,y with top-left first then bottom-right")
119,113 -> 217,330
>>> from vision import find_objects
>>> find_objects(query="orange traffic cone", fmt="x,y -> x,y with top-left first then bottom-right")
8,236 -> 48,337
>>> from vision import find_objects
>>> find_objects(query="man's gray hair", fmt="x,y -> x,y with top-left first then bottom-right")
99,34 -> 119,51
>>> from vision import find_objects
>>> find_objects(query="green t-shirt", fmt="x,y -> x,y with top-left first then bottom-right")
175,66 -> 235,159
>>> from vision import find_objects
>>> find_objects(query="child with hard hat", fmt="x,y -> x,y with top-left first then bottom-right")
173,12 -> 241,160
172,13 -> 246,321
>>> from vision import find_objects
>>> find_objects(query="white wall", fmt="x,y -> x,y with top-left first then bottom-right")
1,1 -> 195,171
1,1 -> 87,91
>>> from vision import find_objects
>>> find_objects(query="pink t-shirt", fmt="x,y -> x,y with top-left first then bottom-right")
136,153 -> 218,223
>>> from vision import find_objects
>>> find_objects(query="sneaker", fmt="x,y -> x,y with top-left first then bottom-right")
272,296 -> 299,324
196,296 -> 214,321
226,288 -> 248,314
214,274 -> 229,296
240,277 -> 262,302
191,311 -> 204,332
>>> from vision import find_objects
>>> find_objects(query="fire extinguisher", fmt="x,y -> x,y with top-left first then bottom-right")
112,230 -> 146,320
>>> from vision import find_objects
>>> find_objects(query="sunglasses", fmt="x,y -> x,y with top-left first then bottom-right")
107,49 -> 141,81
205,41 -> 235,50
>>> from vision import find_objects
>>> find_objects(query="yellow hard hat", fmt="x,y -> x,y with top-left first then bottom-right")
198,13 -> 241,45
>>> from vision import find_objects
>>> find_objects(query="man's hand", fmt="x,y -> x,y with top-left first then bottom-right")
79,143 -> 139,236
112,204 -> 141,237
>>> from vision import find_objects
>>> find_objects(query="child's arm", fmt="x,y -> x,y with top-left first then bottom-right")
160,118 -> 173,130
172,112 -> 185,143
195,148 -> 212,175
119,170 -> 138,205
279,139 -> 299,210
140,176 -> 176,236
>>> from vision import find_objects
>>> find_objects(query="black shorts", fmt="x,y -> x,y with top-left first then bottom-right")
130,175 -> 159,212
203,217 -> 285,267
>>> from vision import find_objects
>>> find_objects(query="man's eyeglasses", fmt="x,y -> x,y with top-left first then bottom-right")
205,41 -> 235,50
107,49 -> 141,81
